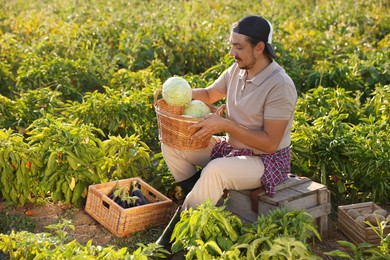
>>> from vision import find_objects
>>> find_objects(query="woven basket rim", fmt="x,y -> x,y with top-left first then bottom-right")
154,89 -> 225,121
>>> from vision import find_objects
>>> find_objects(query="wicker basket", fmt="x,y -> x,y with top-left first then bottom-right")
154,89 -> 186,115
154,89 -> 225,150
85,177 -> 174,237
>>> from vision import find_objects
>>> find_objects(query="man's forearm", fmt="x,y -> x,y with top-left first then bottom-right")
192,88 -> 211,103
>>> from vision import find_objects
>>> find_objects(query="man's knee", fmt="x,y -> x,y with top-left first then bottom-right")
201,158 -> 226,180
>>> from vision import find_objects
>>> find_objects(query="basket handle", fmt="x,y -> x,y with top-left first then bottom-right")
154,89 -> 162,107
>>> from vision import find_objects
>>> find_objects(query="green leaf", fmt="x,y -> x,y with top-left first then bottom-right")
216,236 -> 233,251
203,240 -> 223,256
324,250 -> 352,258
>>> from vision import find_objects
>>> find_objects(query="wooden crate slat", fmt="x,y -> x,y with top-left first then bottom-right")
275,175 -> 311,190
290,181 -> 326,193
279,193 -> 318,210
306,204 -> 331,219
338,202 -> 389,245
259,188 -> 303,204
227,190 -> 259,223
227,175 -> 331,237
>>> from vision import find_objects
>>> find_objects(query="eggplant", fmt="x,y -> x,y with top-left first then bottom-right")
109,181 -> 121,200
114,197 -> 122,206
119,200 -> 128,208
131,181 -> 149,205
109,181 -> 148,208
109,183 -> 135,208
120,194 -> 140,208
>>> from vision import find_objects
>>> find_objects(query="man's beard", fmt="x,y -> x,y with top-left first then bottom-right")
236,55 -> 256,70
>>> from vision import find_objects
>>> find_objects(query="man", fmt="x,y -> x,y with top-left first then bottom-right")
157,15 -> 297,246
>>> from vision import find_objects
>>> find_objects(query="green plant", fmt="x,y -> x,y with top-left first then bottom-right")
292,109 -> 356,192
348,119 -> 390,203
260,237 -> 320,260
0,219 -> 169,259
171,199 -> 242,257
102,134 -> 151,180
16,56 -> 103,101
62,86 -> 159,149
169,200 -> 320,259
26,115 -> 107,207
0,212 -> 35,234
1,87 -> 65,133
0,129 -> 39,205
325,218 -> 390,259
292,86 -> 390,204
14,87 -> 65,130
238,208 -> 321,259
256,208 -> 321,243
325,241 -> 375,259
0,95 -> 18,130
294,86 -> 362,126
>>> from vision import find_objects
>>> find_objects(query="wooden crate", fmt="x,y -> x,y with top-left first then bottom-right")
85,177 -> 174,237
226,174 -> 331,236
338,202 -> 390,245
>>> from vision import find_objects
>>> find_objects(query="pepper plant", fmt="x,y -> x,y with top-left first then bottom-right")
0,219 -> 169,259
26,115 -> 107,207
170,200 -> 321,259
292,85 -> 390,204
102,134 -> 151,180
63,86 -> 159,150
0,129 -> 39,205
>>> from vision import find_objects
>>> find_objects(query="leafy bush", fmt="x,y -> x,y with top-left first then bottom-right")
0,212 -> 35,234
276,0 -> 389,95
102,134 -> 151,180
170,200 -> 321,259
0,219 -> 168,259
26,115 -> 107,207
0,95 -> 17,130
16,56 -> 104,101
63,86 -> 159,149
292,86 -> 390,203
0,129 -> 38,205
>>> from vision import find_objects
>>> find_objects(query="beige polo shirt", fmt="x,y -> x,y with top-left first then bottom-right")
211,61 -> 297,154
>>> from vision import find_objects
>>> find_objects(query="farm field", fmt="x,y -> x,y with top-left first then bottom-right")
1,0 -> 389,259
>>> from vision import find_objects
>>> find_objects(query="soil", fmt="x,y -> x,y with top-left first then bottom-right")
0,201 -> 367,259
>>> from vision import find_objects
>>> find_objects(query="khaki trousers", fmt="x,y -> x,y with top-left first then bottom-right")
161,136 -> 264,209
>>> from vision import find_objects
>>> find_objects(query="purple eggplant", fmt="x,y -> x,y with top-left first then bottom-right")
121,194 -> 140,208
131,181 -> 149,205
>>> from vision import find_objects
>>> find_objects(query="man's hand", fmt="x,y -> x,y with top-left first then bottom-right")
188,113 -> 226,140
189,113 -> 289,154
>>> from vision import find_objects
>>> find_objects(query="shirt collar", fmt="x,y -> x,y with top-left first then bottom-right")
238,61 -> 280,86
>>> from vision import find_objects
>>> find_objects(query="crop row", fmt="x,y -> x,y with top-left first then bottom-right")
0,0 -> 389,206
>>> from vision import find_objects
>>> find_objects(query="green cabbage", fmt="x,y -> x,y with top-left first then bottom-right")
183,100 -> 211,118
162,76 -> 192,106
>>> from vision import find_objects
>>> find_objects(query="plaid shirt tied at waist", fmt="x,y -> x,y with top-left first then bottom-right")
211,140 -> 291,197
